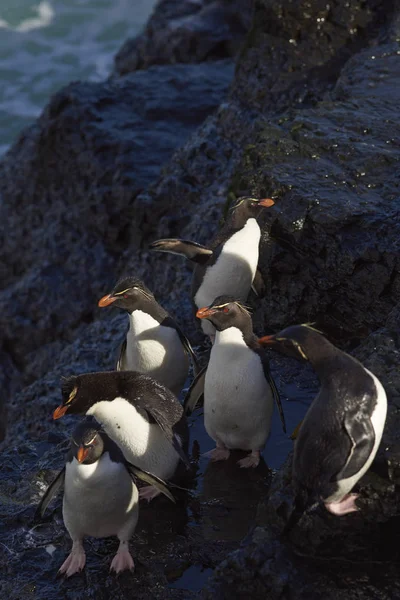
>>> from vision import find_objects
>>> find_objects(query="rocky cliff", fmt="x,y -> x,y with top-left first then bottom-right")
0,0 -> 399,598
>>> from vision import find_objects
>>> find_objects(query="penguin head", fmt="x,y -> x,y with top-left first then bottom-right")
259,324 -> 323,361
70,417 -> 105,464
196,295 -> 252,332
53,372 -> 120,419
98,276 -> 155,314
229,197 -> 274,228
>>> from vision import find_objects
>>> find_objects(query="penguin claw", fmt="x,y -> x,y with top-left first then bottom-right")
110,549 -> 135,574
324,493 -> 360,515
58,545 -> 86,577
139,485 -> 161,503
237,451 -> 260,469
203,447 -> 230,461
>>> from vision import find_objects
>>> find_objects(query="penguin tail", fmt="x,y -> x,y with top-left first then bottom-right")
283,490 -> 319,536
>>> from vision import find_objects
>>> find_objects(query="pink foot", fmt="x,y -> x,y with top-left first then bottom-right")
203,446 -> 230,462
139,485 -> 161,503
325,493 -> 359,515
110,542 -> 135,574
237,451 -> 260,469
58,541 -> 86,577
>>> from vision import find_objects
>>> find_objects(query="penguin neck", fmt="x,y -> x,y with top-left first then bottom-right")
215,323 -> 254,347
213,216 -> 258,249
128,299 -> 168,330
302,335 -> 351,379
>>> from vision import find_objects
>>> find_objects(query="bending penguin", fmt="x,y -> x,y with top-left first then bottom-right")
98,276 -> 198,397
185,295 -> 286,468
53,371 -> 190,502
259,324 -> 387,530
149,197 -> 275,341
35,416 -> 174,577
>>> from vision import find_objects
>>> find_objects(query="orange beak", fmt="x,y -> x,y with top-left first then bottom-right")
53,405 -> 69,420
98,294 -> 117,307
258,198 -> 275,208
77,446 -> 89,463
196,306 -> 217,319
258,335 -> 276,346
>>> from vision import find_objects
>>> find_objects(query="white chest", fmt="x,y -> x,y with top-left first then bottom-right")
204,328 -> 273,450
119,310 -> 189,396
194,218 -> 261,311
86,398 -> 179,480
63,454 -> 138,539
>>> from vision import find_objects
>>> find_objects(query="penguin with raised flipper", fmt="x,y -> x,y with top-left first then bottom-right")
35,416 -> 174,577
53,371 -> 190,502
98,276 -> 198,396
259,324 -> 387,531
149,197 -> 275,342
185,295 -> 285,468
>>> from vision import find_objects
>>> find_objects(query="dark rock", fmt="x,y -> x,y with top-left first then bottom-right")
114,0 -> 252,75
0,60 -> 234,383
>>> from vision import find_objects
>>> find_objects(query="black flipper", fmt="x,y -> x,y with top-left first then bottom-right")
135,391 -> 191,470
34,467 -> 66,521
251,268 -> 266,298
161,316 -> 200,376
257,349 -> 286,433
149,239 -> 213,265
333,411 -> 375,481
126,463 -> 175,503
183,364 -> 207,415
116,339 -> 127,371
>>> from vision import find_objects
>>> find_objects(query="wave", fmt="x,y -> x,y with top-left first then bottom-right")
0,1 -> 54,33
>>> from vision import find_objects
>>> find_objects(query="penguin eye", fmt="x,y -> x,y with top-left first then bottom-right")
123,293 -> 129,298
223,307 -> 230,314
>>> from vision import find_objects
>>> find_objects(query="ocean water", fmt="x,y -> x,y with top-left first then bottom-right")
0,0 -> 156,155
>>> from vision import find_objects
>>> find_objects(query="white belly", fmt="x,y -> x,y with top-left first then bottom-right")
63,454 -> 138,540
119,310 -> 189,397
87,398 -> 180,481
204,328 -> 273,451
194,219 -> 261,336
326,369 -> 387,502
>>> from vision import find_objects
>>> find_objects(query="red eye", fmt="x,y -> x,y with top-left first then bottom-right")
123,293 -> 129,298
223,307 -> 229,313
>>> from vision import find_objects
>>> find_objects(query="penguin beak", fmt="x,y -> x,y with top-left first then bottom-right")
77,446 -> 89,463
196,306 -> 217,319
53,405 -> 69,420
98,293 -> 117,307
258,334 -> 276,346
258,198 -> 275,208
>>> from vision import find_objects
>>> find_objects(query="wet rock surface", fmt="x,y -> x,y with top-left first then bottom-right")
0,0 -> 399,597
114,0 -> 252,75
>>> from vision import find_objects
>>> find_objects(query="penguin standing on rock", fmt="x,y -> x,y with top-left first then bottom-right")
35,417 -> 174,577
53,371 -> 190,502
185,295 -> 286,468
259,324 -> 387,529
98,276 -> 198,397
149,197 -> 275,342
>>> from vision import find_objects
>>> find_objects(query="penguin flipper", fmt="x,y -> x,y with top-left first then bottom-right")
333,411 -> 375,481
126,463 -> 175,503
251,268 -> 266,298
161,316 -> 201,375
149,239 -> 213,265
116,339 -> 127,371
34,467 -> 66,521
136,396 -> 191,470
183,364 -> 207,415
257,349 -> 286,433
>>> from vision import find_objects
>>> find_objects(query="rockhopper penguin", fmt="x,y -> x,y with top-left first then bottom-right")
149,197 -> 275,342
259,324 -> 387,528
186,295 -> 286,468
53,371 -> 190,502
98,276 -> 198,397
35,417 -> 174,577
